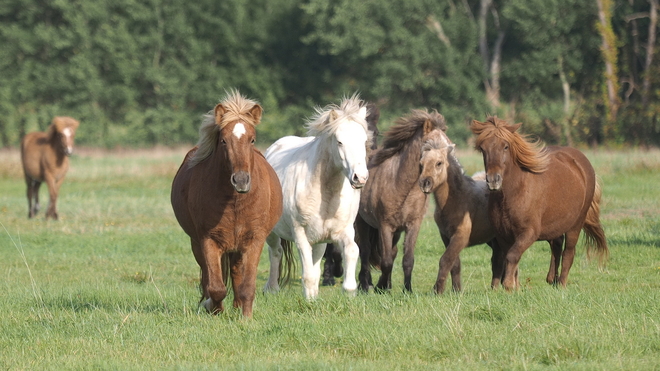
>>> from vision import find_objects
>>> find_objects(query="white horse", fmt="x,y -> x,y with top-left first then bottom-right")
264,95 -> 370,299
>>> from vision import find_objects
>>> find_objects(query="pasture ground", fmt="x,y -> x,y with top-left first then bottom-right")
0,146 -> 658,370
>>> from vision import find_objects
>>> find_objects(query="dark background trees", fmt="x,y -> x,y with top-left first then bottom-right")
0,0 -> 658,148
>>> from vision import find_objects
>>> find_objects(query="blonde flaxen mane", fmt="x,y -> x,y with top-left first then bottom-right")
189,90 -> 261,167
471,116 -> 549,174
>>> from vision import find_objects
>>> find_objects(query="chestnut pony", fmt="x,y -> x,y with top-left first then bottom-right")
21,116 -> 80,220
171,91 -> 282,317
356,109 -> 449,292
471,117 -> 608,290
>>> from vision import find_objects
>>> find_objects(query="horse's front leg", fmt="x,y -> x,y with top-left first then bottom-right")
200,238 -> 226,314
231,240 -> 263,318
45,175 -> 63,220
402,222 -> 424,292
264,233 -> 283,293
435,233 -> 469,294
503,231 -> 537,290
375,225 -> 395,292
293,227 -> 324,300
336,229 -> 359,296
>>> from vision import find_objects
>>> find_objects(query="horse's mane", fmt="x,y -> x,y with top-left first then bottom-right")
190,90 -> 260,167
370,109 -> 447,167
471,116 -> 549,174
305,94 -> 369,139
46,116 -> 79,140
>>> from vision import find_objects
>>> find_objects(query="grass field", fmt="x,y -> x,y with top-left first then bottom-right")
0,146 -> 658,370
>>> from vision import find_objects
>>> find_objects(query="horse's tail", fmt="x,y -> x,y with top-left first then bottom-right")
278,238 -> 297,287
355,214 -> 382,270
583,178 -> 609,266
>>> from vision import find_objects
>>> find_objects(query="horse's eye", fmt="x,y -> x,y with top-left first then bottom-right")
436,161 -> 443,167
250,138 -> 255,144
338,141 -> 343,147
504,144 -> 509,150
221,139 -> 227,145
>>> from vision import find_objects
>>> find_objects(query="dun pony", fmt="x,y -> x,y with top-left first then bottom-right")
356,109 -> 449,292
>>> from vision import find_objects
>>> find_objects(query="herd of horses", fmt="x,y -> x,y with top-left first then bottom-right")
20,90 -> 609,318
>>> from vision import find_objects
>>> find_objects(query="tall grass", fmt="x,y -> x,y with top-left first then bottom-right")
0,147 -> 658,370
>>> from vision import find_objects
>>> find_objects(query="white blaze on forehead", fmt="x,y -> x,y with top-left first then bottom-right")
233,123 -> 246,139
62,127 -> 73,138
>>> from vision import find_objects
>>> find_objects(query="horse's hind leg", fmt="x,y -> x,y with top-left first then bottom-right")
200,238 -> 227,314
557,229 -> 580,287
264,233 -> 283,293
322,244 -> 340,286
546,236 -> 565,285
488,239 -> 505,289
355,215 -> 373,292
25,178 -> 41,218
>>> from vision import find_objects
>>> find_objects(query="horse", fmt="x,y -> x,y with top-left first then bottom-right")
471,116 -> 608,290
263,95 -> 370,300
356,109 -> 449,293
322,102 -> 380,286
21,116 -> 80,220
418,139 -> 502,293
170,91 -> 282,317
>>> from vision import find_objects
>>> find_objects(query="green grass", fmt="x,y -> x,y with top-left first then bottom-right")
0,147 -> 659,370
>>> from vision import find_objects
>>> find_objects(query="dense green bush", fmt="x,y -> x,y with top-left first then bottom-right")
1,0 -> 659,147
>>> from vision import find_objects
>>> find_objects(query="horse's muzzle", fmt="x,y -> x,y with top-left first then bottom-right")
350,173 -> 368,189
231,171 -> 251,193
486,173 -> 502,191
419,177 -> 433,194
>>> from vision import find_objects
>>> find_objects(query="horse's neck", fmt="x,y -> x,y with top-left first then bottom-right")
434,160 -> 464,209
309,138 -> 345,192
390,140 -> 424,192
47,136 -> 68,166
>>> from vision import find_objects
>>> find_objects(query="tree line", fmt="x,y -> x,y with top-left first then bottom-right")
1,0 -> 658,148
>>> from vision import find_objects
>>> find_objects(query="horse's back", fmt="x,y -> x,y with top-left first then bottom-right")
265,135 -> 314,170
170,147 -> 198,238
530,146 -> 596,237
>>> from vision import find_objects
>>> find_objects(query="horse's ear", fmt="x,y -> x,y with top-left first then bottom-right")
214,104 -> 227,125
70,118 -> 80,130
448,143 -> 456,154
505,122 -> 522,133
358,106 -> 367,120
423,119 -> 434,135
329,110 -> 338,122
249,104 -> 263,124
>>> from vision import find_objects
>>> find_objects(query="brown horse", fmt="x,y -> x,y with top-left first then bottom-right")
171,91 -> 282,317
322,102 -> 380,286
471,116 -> 608,290
21,116 -> 80,220
356,109 -> 449,292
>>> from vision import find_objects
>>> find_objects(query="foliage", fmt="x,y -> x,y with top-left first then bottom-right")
0,0 -> 660,147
